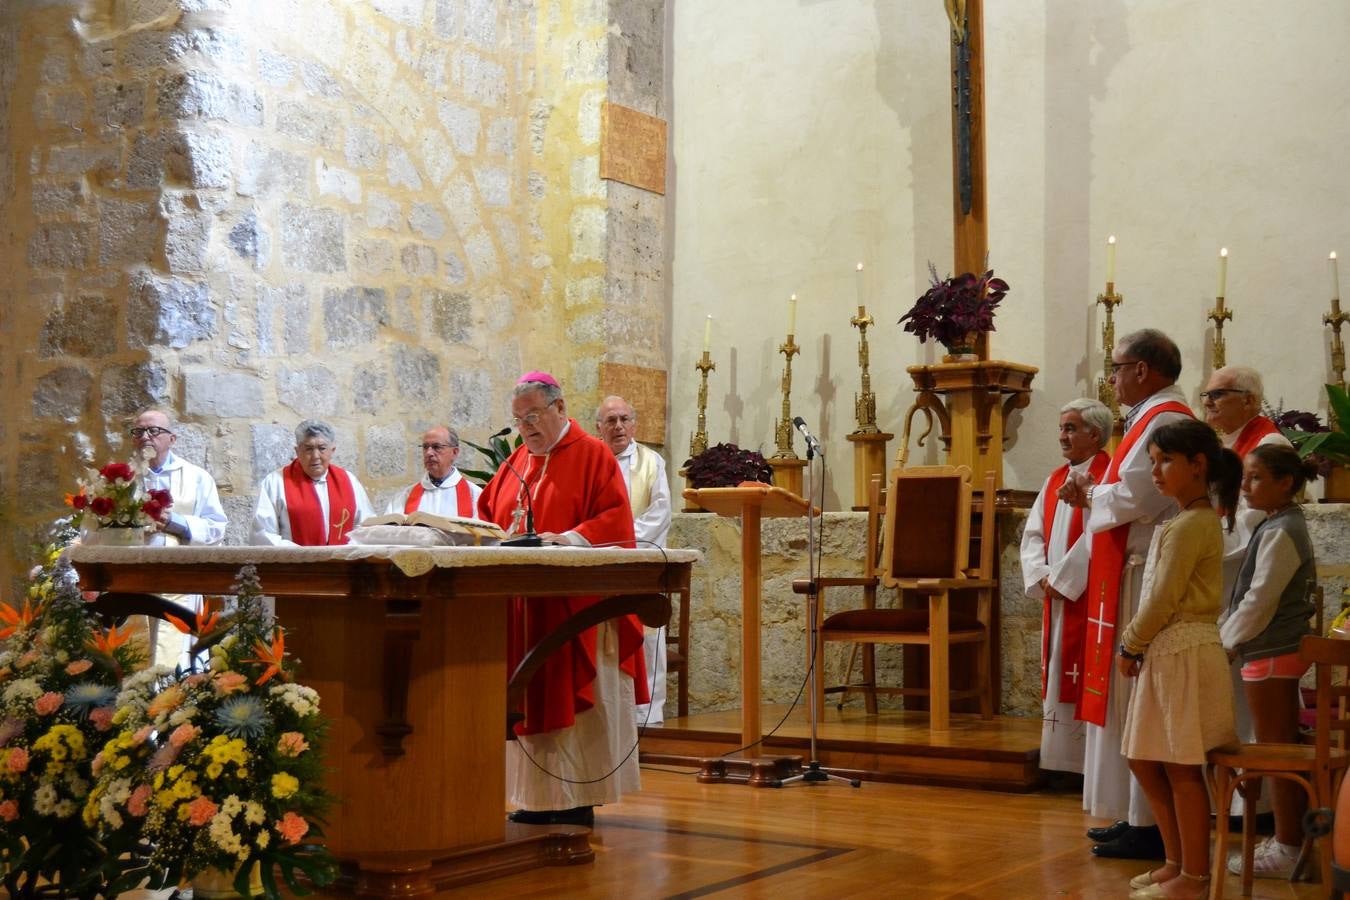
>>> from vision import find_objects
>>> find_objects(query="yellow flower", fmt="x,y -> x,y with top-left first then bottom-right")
206,762 -> 223,780
112,706 -> 131,725
236,768 -> 247,779
154,790 -> 176,810
270,772 -> 299,800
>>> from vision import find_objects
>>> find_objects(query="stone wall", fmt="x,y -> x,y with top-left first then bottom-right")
0,0 -> 669,586
667,505 -> 1350,720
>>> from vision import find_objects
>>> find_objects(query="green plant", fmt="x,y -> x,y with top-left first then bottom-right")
460,432 -> 523,486
1281,384 -> 1350,467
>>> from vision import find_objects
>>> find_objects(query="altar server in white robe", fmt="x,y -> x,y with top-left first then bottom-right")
132,409 -> 228,668
385,426 -> 483,518
1020,399 -> 1112,774
1060,329 -> 1192,860
595,396 -> 672,725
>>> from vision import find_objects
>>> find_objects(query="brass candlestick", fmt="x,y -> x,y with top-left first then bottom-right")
851,306 -> 879,433
689,351 -> 715,458
1208,295 -> 1232,370
772,334 -> 800,459
1095,282 -> 1124,427
1326,293 -> 1348,395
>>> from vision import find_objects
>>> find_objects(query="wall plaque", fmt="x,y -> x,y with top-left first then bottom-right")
600,101 -> 667,195
598,361 -> 668,445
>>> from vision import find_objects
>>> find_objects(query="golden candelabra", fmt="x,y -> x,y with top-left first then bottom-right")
689,351 -> 715,458
772,334 -> 800,459
1326,293 -> 1348,394
1095,282 -> 1124,426
1208,294 -> 1232,370
851,307 -> 879,433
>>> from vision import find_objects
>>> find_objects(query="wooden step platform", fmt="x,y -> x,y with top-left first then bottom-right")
639,704 -> 1043,792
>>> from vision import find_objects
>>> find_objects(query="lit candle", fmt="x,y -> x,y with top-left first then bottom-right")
788,294 -> 797,336
1216,247 -> 1228,298
1105,235 -> 1117,284
855,262 -> 865,315
1332,252 -> 1341,301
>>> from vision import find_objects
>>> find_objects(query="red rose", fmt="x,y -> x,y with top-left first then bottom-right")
71,492 -> 88,511
99,462 -> 134,483
89,496 -> 114,517
142,500 -> 164,520
148,488 -> 173,507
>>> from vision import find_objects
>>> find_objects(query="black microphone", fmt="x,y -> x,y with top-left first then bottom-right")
792,416 -> 823,456
494,424 -> 542,547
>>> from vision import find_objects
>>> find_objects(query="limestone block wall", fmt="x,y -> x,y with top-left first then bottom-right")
668,505 -> 1350,720
0,0 -> 669,586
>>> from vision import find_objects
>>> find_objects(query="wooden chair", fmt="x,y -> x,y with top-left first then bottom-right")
1208,635 -> 1350,899
805,464 -> 997,731
665,586 -> 691,719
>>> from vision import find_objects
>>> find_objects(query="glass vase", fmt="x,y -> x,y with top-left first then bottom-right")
89,526 -> 148,547
190,862 -> 262,899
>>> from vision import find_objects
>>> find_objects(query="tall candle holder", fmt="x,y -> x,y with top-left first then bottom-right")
851,308 -> 879,433
1326,294 -> 1348,393
689,351 -> 715,458
1095,282 -> 1124,433
1208,294 -> 1232,370
772,335 -> 800,460
845,305 -> 894,509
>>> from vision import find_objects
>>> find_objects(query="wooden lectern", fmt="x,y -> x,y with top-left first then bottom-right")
681,484 -> 816,786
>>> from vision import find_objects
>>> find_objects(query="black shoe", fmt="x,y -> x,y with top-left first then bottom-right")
1091,825 -> 1165,860
1085,819 -> 1130,842
507,809 -> 554,825
549,806 -> 595,827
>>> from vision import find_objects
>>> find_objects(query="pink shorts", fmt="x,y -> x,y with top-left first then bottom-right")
1241,651 -> 1310,682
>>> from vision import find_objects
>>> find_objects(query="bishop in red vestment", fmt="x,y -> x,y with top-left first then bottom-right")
477,372 -> 648,827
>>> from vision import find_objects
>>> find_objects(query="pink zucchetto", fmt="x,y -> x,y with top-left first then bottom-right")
517,371 -> 560,388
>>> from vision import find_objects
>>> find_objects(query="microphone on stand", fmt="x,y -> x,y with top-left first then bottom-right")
492,424 -> 543,547
792,416 -> 823,457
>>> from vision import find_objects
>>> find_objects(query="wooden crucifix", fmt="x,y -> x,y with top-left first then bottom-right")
945,0 -> 989,358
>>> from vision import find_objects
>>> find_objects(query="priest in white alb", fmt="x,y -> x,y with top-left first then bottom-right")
1019,399 -> 1111,775
385,425 -> 482,518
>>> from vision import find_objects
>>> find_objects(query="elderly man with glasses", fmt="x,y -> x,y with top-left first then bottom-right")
1201,366 -> 1290,459
251,419 -> 374,546
477,372 -> 646,829
130,408 -> 228,667
385,425 -> 482,518
595,395 -> 671,726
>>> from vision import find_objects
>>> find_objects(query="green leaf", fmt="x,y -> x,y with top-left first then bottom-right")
1329,384 -> 1350,432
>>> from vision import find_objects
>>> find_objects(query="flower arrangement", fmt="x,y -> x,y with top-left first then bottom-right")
87,566 -> 336,899
899,263 -> 1010,354
683,442 -> 774,489
0,521 -> 152,899
1274,386 -> 1350,476
68,455 -> 171,530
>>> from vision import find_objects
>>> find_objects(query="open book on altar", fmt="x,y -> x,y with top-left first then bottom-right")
348,511 -> 507,547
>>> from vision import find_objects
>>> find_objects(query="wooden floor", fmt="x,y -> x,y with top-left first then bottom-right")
446,769 -> 1324,898
639,704 -> 1043,791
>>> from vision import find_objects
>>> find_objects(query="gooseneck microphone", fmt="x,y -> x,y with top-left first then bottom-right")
792,416 -> 823,456
494,424 -> 542,547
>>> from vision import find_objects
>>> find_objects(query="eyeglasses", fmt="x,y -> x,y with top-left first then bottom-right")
599,415 -> 634,428
299,443 -> 332,455
511,402 -> 557,427
129,426 -> 173,438
1199,389 -> 1249,401
1108,359 -> 1141,374
419,442 -> 456,452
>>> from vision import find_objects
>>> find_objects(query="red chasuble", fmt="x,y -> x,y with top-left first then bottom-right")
1077,401 -> 1193,726
477,420 -> 648,735
1040,450 -> 1110,704
281,460 -> 358,546
403,479 -> 474,516
1231,415 -> 1280,460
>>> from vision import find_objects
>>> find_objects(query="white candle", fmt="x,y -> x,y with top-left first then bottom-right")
1216,247 -> 1228,298
788,294 -> 797,336
703,315 -> 712,352
1332,252 -> 1341,301
1105,235 -> 1117,284
855,262 -> 865,315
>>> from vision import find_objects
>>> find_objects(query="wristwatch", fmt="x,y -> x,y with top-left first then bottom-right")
1118,642 -> 1144,661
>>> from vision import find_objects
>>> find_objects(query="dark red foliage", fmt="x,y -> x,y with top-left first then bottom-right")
899,265 -> 1009,349
683,443 -> 774,489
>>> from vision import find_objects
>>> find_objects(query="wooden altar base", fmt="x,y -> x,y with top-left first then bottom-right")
695,754 -> 804,787
640,704 -> 1042,792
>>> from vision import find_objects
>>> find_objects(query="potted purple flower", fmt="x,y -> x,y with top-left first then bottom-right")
899,263 -> 1009,361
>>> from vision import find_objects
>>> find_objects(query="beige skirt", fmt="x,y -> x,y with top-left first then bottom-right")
1122,621 -> 1237,764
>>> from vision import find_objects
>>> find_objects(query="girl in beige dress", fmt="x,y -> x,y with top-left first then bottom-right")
1119,420 -> 1241,900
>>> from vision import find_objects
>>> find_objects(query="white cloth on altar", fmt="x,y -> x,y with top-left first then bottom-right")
1081,385 -> 1190,826
1020,456 -> 1096,774
250,468 -> 375,546
616,441 -> 672,726
142,452 -> 227,669
505,620 -> 640,810
383,469 -> 482,518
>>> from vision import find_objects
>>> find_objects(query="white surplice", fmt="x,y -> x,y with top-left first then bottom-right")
613,442 -> 672,725
384,469 -> 483,518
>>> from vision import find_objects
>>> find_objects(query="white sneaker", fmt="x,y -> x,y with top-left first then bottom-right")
1228,837 -> 1300,878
